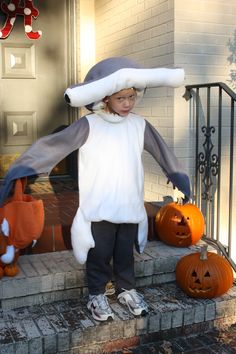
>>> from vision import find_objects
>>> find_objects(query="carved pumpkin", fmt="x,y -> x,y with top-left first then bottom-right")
0,233 -> 19,278
155,200 -> 205,247
175,246 -> 234,298
3,262 -> 19,277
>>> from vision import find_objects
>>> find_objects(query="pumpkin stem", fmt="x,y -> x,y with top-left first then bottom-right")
200,245 -> 208,260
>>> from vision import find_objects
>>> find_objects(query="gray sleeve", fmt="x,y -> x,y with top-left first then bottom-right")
0,116 -> 89,205
144,119 -> 191,201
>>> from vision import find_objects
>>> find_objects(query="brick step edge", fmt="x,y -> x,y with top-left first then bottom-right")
1,241 -> 206,310
82,318 -> 236,354
0,282 -> 236,354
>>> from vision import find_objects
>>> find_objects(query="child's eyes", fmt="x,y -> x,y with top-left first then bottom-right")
116,95 -> 136,101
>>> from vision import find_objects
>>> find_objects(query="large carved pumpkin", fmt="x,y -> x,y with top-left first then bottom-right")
155,200 -> 205,247
175,246 -> 234,298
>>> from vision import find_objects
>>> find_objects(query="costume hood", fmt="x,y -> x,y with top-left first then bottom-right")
64,57 -> 185,109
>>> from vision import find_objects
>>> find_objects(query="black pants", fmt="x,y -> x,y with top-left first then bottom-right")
86,221 -> 138,295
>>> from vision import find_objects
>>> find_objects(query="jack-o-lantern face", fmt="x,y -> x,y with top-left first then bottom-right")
187,268 -> 216,296
176,247 -> 234,298
171,212 -> 191,244
155,201 -> 205,247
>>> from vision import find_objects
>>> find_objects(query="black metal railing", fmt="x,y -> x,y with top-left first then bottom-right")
184,82 -> 236,271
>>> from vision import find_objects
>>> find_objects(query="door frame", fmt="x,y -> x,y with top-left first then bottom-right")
66,0 -> 79,124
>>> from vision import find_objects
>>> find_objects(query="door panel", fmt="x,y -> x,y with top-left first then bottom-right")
0,0 -> 74,177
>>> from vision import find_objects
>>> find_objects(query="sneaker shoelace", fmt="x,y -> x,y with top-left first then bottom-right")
91,294 -> 111,310
105,281 -> 116,296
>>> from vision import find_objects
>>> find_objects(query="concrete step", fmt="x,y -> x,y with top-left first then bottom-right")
0,281 -> 236,354
1,241 -> 205,311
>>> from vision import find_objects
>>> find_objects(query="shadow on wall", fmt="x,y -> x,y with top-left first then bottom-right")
227,29 -> 236,89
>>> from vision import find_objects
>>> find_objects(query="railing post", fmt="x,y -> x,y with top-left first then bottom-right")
184,82 -> 236,271
216,87 -> 222,242
228,98 -> 235,258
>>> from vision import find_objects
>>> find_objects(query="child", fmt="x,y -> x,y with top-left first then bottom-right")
0,57 -> 191,321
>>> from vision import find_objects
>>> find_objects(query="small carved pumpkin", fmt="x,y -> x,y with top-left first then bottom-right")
155,200 -> 205,247
4,263 -> 19,277
175,246 -> 234,298
0,233 -> 19,278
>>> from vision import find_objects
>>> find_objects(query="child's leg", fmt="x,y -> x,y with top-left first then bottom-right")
113,223 -> 149,316
86,220 -> 116,295
113,223 -> 138,292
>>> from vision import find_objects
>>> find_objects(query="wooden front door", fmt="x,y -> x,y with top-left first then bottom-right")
0,0 -> 77,178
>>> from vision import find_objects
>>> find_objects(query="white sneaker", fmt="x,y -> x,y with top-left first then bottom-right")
87,294 -> 114,321
117,289 -> 148,316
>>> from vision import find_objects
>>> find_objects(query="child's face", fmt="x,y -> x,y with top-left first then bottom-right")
104,88 -> 137,117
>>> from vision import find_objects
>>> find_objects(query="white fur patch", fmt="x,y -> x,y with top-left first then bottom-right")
1,245 -> 15,264
71,208 -> 95,264
137,214 -> 148,253
1,218 -> 9,237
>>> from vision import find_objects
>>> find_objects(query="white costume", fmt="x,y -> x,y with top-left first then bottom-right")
72,111 -> 148,264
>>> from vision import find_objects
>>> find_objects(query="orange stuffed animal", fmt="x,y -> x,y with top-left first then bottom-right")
0,178 -> 44,277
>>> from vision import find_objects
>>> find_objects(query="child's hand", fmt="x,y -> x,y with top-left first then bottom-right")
182,195 -> 190,204
167,180 -> 190,204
